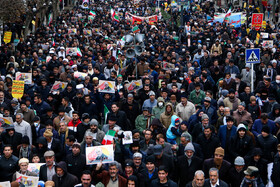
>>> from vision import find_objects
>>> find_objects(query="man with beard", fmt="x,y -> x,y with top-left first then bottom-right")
204,168 -> 229,187
12,158 -> 37,181
176,143 -> 203,187
216,107 -> 237,132
240,166 -> 265,187
39,150 -> 56,182
228,156 -> 246,187
52,161 -> 78,187
233,102 -> 253,129
186,170 -> 205,187
122,94 -> 140,129
223,89 -> 241,112
84,119 -> 105,143
203,147 -> 231,183
76,113 -> 91,142
93,161 -> 127,186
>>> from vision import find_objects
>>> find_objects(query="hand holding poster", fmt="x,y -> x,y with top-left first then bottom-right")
98,80 -> 115,93
16,172 -> 39,187
12,80 -> 24,99
125,80 -> 143,92
86,145 -> 114,165
15,72 -> 32,84
74,72 -> 88,79
50,81 -> 68,94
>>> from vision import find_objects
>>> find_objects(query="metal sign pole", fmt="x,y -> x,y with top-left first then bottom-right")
251,63 -> 254,92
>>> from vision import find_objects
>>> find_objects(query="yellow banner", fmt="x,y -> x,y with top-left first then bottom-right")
3,31 -> 12,44
12,80 -> 24,99
262,21 -> 266,29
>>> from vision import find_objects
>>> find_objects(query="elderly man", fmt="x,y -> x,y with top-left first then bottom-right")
204,168 -> 229,187
233,102 -> 253,129
43,129 -> 62,161
186,170 -> 205,187
12,158 -> 37,181
58,121 -> 75,147
177,143 -> 203,187
14,113 -> 32,145
240,166 -> 265,187
93,161 -> 127,187
39,150 -> 56,182
16,101 -> 35,124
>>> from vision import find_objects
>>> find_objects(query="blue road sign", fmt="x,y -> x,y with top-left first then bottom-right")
246,48 -> 260,63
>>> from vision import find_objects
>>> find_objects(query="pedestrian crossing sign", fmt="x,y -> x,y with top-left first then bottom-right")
246,48 -> 260,63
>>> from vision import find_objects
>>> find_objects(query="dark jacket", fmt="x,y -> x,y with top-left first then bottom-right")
143,168 -> 158,186
33,101 -> 51,117
150,178 -> 178,187
52,161 -> 78,187
0,154 -> 19,182
65,152 -> 88,181
1,131 -> 22,156
176,155 -> 202,187
196,133 -> 220,159
228,167 -> 245,187
204,179 -> 228,187
49,138 -> 63,162
256,134 -> 278,162
76,121 -> 90,143
107,110 -> 131,130
271,153 -> 280,186
152,154 -> 174,179
203,158 -> 231,183
228,133 -> 254,161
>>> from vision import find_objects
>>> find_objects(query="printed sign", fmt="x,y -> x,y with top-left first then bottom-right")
74,72 -> 88,79
68,28 -> 77,35
66,47 -> 78,56
246,48 -> 260,64
86,145 -> 114,165
12,80 -> 24,99
251,13 -> 263,31
15,72 -> 32,84
260,32 -> 268,38
0,181 -> 10,187
262,40 -> 273,48
83,29 -> 92,36
98,80 -> 115,93
125,80 -> 143,92
3,31 -> 12,44
122,131 -> 133,144
27,163 -> 44,176
16,172 -> 39,187
50,81 -> 68,94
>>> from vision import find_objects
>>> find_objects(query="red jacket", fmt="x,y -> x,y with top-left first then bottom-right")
67,119 -> 81,132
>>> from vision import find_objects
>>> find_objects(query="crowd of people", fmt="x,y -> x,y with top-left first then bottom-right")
0,0 -> 280,186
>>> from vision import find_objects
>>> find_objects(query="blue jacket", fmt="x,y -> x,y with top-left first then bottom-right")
252,119 -> 276,137
166,115 -> 180,140
218,125 -> 237,148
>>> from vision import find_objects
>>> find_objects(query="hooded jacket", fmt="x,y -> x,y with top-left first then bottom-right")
160,103 -> 177,129
268,104 -> 280,121
52,161 -> 78,187
166,115 -> 181,140
152,97 -> 166,119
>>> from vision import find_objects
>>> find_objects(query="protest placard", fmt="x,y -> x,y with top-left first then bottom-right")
86,145 -> 114,165
66,47 -> 78,56
27,163 -> 44,176
16,172 -> 39,187
68,28 -> 77,35
122,131 -> 133,144
0,181 -> 10,187
98,80 -> 115,93
50,81 -> 68,94
262,40 -> 273,48
15,73 -> 32,84
12,80 -> 24,99
125,80 -> 143,92
74,72 -> 88,79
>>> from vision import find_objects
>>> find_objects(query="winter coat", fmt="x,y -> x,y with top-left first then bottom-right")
135,114 -> 155,133
233,110 -> 253,129
176,155 -> 203,187
160,103 -> 177,129
152,97 -> 166,119
65,153 -> 88,180
0,154 -> 19,182
257,134 -> 278,162
189,89 -> 206,106
218,125 -> 237,149
76,121 -> 91,143
166,115 -> 181,140
52,161 -> 78,187
228,167 -> 245,187
150,178 -> 178,187
196,133 -> 221,159
229,133 -> 254,160
252,119 -> 277,137
271,153 -> 280,186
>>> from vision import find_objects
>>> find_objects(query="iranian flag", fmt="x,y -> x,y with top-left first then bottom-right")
77,48 -> 82,57
48,13 -> 53,26
102,130 -> 116,145
52,38 -> 55,47
104,104 -> 109,123
89,10 -> 96,17
111,9 -> 120,22
224,8 -> 232,23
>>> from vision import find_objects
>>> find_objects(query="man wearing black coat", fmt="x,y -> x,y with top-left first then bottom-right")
196,125 -> 220,159
271,144 -> 280,186
52,161 -> 78,187
107,103 -> 131,130
203,147 -> 231,184
1,127 -> 22,156
65,143 -> 88,182
79,95 -> 98,120
121,94 -> 140,129
43,129 -> 63,162
228,156 -> 246,187
0,145 -> 19,182
39,150 -> 57,182
176,143 -> 202,187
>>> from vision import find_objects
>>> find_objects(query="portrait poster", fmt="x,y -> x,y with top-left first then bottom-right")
16,172 -> 39,187
74,72 -> 88,79
27,163 -> 44,176
68,28 -> 77,35
83,29 -> 92,36
122,131 -> 133,144
86,145 -> 114,165
98,80 -> 115,93
66,47 -> 78,56
15,72 -> 32,84
125,80 -> 143,92
262,40 -> 273,48
50,81 -> 68,94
